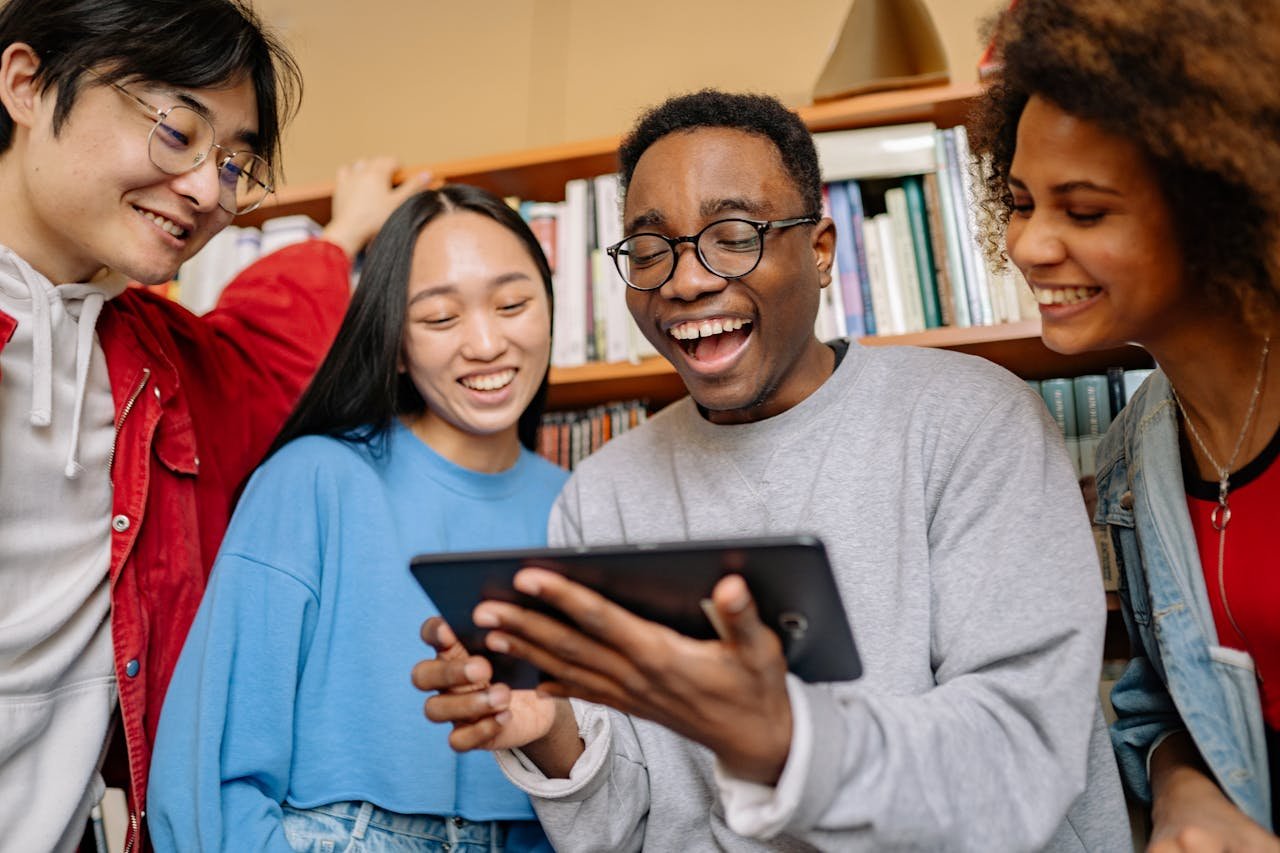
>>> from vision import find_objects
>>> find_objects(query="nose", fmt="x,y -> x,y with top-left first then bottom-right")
167,155 -> 225,214
459,312 -> 508,361
1006,210 -> 1066,273
660,243 -> 728,302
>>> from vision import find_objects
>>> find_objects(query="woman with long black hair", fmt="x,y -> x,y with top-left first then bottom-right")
149,185 -> 564,852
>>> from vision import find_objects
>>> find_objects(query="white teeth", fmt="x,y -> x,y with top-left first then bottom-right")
669,317 -> 748,341
137,208 -> 188,238
460,369 -> 515,391
1033,286 -> 1099,305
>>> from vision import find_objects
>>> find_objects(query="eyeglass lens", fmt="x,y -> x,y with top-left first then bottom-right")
148,106 -> 270,214
616,219 -> 763,290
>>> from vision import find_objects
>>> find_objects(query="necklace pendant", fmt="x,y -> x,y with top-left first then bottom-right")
1211,502 -> 1232,531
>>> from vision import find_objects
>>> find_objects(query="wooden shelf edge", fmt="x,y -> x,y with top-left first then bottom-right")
798,82 -> 984,132
544,321 -> 1153,410
859,319 -> 1043,349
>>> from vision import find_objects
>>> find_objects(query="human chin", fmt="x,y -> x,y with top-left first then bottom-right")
1038,313 -> 1113,356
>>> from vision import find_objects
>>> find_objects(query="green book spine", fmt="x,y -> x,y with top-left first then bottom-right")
1072,374 -> 1112,437
902,176 -> 942,328
1040,377 -> 1081,476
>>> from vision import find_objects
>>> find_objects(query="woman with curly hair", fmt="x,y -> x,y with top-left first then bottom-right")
971,0 -> 1280,847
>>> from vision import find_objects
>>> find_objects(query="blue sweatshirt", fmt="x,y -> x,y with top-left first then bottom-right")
148,421 -> 568,851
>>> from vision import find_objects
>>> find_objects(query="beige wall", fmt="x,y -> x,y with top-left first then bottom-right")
255,0 -> 1004,188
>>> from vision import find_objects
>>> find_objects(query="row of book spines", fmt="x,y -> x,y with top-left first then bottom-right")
511,176 -> 660,369
536,399 -> 649,471
1032,368 -> 1155,479
823,128 -> 1031,341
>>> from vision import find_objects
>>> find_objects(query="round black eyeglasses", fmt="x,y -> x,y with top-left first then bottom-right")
605,216 -> 819,291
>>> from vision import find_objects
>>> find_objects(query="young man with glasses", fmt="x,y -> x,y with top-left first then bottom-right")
415,90 -> 1131,850
0,1 -> 423,849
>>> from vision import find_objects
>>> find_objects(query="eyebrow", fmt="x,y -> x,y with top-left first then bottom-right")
166,87 -> 262,153
624,196 -> 772,234
406,271 -> 535,307
1007,175 -> 1122,197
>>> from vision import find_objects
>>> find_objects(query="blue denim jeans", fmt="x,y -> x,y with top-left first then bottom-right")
280,801 -> 549,853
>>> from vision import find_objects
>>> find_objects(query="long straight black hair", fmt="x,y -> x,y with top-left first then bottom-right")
268,184 -> 555,459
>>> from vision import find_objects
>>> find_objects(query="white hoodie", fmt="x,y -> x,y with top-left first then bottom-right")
0,245 -> 126,852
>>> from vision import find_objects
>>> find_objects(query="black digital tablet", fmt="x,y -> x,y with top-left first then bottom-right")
409,535 -> 861,689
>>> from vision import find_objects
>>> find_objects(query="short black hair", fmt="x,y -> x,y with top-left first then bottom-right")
268,184 -> 556,459
618,90 -> 823,217
0,0 -> 301,184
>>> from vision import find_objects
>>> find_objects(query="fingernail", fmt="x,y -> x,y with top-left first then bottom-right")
513,571 -> 541,595
474,608 -> 498,628
726,583 -> 750,614
463,659 -> 486,682
495,711 -> 512,726
487,634 -> 510,653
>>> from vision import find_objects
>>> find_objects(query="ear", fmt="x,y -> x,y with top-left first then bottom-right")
811,216 -> 837,290
0,43 -> 46,133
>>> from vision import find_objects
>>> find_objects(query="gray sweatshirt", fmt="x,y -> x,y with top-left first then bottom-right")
497,341 -> 1130,852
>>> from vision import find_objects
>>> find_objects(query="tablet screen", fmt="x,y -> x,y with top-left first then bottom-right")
410,535 -> 861,688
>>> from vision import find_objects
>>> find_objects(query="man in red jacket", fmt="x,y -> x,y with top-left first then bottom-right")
0,1 -> 425,849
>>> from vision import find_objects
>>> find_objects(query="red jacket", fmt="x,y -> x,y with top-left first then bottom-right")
81,240 -> 347,848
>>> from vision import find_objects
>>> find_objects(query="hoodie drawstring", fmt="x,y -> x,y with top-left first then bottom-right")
12,256 -> 123,480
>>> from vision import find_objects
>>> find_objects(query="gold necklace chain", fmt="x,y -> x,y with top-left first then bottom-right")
1169,335 -> 1270,650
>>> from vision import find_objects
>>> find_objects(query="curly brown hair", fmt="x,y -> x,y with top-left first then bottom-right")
968,0 -> 1280,323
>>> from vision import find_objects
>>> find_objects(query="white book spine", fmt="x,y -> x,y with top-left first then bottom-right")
860,218 -> 894,336
884,188 -> 926,333
872,214 -> 907,335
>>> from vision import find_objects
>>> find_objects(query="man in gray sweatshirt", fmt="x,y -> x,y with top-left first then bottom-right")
414,90 -> 1130,852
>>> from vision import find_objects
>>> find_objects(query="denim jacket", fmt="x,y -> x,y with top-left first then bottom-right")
1094,370 -> 1273,830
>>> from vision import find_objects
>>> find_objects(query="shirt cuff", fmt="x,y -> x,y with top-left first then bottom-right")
713,674 -> 812,838
495,699 -> 613,800
1145,727 -> 1187,780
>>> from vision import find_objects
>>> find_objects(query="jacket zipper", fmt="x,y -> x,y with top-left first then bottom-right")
107,368 -> 150,477
109,367 -> 150,853
123,807 -> 140,853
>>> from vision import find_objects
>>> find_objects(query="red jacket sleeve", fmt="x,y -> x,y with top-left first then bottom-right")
181,238 -> 351,485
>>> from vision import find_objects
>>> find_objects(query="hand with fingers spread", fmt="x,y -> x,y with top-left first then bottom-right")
412,616 -> 584,777
470,568 -> 794,785
320,157 -> 434,258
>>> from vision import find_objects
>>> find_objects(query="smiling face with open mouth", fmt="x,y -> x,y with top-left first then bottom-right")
1005,96 -> 1197,355
622,127 -> 836,424
400,210 -> 551,469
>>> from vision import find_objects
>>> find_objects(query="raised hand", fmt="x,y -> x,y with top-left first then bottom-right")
320,157 -> 433,258
411,616 -> 580,774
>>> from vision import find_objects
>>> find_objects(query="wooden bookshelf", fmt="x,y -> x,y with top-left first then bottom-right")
546,319 -> 1152,410
239,79 -> 1151,415
237,82 -> 984,229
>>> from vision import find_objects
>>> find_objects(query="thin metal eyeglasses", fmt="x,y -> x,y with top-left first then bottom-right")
88,69 -> 273,215
605,216 -> 819,291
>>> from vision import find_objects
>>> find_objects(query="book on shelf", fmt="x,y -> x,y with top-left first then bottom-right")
538,399 -> 649,470
811,118 -> 1033,340
901,175 -> 943,329
1040,377 -> 1080,475
1123,368 -> 1155,404
174,214 -> 322,315
825,181 -> 868,338
931,130 -> 971,327
1073,374 -> 1112,482
883,187 -> 928,332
